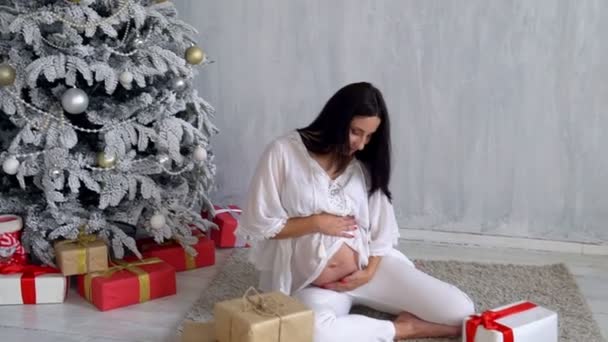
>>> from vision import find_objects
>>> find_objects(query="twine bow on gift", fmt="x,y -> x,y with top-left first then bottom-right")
228,287 -> 286,341
55,229 -> 100,274
241,286 -> 283,317
83,258 -> 163,304
465,301 -> 538,342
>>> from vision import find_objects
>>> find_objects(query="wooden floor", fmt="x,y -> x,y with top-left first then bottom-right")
0,241 -> 606,341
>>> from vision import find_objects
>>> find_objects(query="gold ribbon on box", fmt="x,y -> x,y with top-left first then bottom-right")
83,258 -> 163,303
185,252 -> 196,270
55,232 -> 98,274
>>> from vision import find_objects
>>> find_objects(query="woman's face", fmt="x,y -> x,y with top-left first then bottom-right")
348,115 -> 381,155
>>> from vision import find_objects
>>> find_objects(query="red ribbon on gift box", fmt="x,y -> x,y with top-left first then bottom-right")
466,301 -> 538,342
0,264 -> 62,304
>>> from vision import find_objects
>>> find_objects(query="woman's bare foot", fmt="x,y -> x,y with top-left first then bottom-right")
393,312 -> 461,340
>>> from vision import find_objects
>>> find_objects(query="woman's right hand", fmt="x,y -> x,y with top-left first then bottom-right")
313,213 -> 357,237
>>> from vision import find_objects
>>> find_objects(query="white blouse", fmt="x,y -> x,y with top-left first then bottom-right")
236,131 -> 401,295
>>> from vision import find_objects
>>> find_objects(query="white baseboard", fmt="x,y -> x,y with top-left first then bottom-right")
399,228 -> 608,256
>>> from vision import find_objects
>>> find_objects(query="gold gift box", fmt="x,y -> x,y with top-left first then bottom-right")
214,290 -> 313,342
55,238 -> 108,276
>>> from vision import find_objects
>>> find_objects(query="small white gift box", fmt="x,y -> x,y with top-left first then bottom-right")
463,301 -> 558,342
0,265 -> 68,305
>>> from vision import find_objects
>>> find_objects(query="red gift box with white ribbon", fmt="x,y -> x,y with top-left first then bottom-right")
202,205 -> 248,248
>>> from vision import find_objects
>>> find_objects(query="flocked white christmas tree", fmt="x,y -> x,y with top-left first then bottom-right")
0,0 -> 218,265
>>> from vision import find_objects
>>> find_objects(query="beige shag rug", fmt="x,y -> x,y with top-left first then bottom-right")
179,249 -> 605,342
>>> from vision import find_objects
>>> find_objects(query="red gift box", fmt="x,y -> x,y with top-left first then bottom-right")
76,257 -> 176,311
136,231 -> 215,272
202,205 -> 247,248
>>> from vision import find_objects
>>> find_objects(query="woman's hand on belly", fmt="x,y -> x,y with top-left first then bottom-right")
311,243 -> 358,287
320,255 -> 382,292
321,269 -> 373,292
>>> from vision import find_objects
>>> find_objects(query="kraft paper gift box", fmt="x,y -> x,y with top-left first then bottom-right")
463,301 -> 558,342
181,320 -> 216,342
0,264 -> 68,305
54,235 -> 108,276
214,288 -> 313,342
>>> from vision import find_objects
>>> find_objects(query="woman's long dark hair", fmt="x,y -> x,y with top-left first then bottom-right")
297,82 -> 392,200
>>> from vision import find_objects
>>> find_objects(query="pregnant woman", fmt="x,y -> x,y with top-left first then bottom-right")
237,82 -> 475,341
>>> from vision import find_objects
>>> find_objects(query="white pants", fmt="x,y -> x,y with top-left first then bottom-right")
293,249 -> 475,342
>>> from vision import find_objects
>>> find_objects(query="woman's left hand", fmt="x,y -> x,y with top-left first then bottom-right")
322,269 -> 373,292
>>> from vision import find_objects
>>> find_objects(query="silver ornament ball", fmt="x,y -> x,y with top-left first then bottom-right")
2,157 -> 20,175
133,37 -> 145,49
61,88 -> 89,114
157,154 -> 171,167
119,71 -> 134,86
171,77 -> 187,92
150,213 -> 166,229
193,146 -> 207,162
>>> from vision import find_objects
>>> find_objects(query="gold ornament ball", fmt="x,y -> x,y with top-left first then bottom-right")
97,152 -> 116,168
0,64 -> 16,87
185,46 -> 205,65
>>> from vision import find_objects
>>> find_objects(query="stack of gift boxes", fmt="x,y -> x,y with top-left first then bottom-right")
0,214 -> 68,305
3,208 -> 561,342
0,205 -> 244,311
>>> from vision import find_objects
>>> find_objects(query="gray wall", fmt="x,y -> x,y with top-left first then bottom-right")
176,1 -> 608,244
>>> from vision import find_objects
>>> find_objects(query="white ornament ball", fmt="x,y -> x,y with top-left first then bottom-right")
119,71 -> 134,87
49,168 -> 62,178
61,88 -> 89,114
150,213 -> 166,229
2,157 -> 20,175
171,77 -> 187,92
193,146 -> 207,161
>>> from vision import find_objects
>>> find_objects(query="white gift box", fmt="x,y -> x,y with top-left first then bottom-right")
0,270 -> 68,305
463,301 -> 558,342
